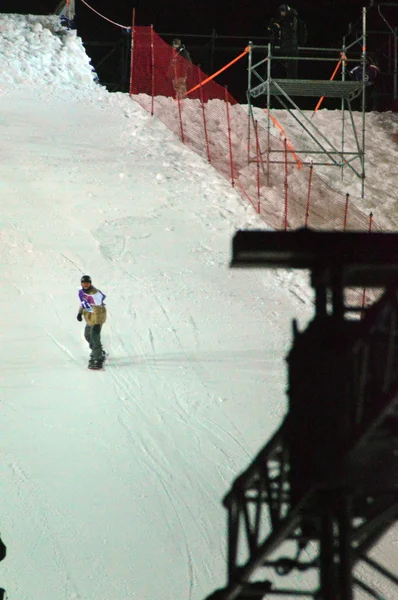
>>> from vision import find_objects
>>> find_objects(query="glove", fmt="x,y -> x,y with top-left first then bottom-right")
77,313 -> 83,322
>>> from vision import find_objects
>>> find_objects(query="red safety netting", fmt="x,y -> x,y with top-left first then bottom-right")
130,27 -> 378,232
130,26 -> 383,307
130,27 -> 386,305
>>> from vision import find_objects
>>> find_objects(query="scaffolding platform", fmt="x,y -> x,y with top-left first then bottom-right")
247,26 -> 368,194
250,78 -> 364,100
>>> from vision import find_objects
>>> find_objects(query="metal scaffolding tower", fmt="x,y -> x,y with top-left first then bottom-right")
247,8 -> 369,197
204,228 -> 398,600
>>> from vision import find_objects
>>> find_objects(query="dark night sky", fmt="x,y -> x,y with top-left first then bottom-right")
1,1 -> 395,104
1,1 -> 371,43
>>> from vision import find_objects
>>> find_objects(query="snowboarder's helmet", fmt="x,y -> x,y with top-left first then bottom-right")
279,4 -> 288,13
81,275 -> 91,285
172,38 -> 182,48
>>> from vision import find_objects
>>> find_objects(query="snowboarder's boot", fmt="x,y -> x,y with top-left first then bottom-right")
88,358 -> 104,370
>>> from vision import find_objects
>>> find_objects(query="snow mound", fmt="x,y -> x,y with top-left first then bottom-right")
0,14 -> 98,88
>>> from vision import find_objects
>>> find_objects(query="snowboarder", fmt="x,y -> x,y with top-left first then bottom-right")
77,275 -> 107,369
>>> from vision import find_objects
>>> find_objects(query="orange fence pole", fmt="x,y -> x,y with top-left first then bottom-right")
255,120 -> 261,213
150,25 -> 155,116
129,8 -> 136,96
313,55 -> 345,114
264,110 -> 302,169
184,48 -> 249,97
198,70 -> 211,162
225,87 -> 235,187
283,138 -> 289,231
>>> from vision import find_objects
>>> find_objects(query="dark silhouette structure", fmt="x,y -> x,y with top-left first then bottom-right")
206,229 -> 398,600
0,534 -> 6,599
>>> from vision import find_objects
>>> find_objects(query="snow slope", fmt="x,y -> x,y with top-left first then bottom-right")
253,107 -> 398,230
0,14 -> 396,600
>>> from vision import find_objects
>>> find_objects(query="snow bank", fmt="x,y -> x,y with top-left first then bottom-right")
0,14 -> 97,88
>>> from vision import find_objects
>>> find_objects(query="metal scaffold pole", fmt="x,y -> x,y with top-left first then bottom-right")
246,42 -> 253,166
361,6 -> 367,198
395,26 -> 398,99
266,42 -> 272,182
341,36 -> 346,181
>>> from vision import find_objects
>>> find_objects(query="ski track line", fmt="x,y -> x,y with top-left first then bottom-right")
153,293 -> 184,350
105,352 -> 177,484
60,253 -> 83,274
105,338 -> 215,547
39,411 -> 116,453
3,276 -> 23,294
117,316 -> 251,461
44,330 -> 85,369
150,380 -> 240,532
121,269 -> 195,356
4,453 -> 83,600
198,413 -> 252,461
105,315 -> 247,575
189,315 -> 200,346
44,333 -> 131,452
148,328 -> 155,351
157,476 -> 196,600
46,308 -> 253,469
113,375 -> 173,484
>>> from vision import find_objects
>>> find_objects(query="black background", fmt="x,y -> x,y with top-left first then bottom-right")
1,1 -> 396,107
0,1 -> 368,44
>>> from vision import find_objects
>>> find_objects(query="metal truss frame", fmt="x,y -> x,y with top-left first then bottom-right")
205,230 -> 398,600
218,434 -> 398,600
246,8 -> 369,198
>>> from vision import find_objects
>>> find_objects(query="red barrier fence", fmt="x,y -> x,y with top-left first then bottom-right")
130,26 -> 378,237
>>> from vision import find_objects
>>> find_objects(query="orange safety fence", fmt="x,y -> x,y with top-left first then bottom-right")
184,48 -> 250,98
313,55 -> 345,114
263,110 -> 302,168
129,26 -> 380,248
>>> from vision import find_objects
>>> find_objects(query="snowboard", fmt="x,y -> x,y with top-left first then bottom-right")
88,363 -> 104,370
88,352 -> 107,370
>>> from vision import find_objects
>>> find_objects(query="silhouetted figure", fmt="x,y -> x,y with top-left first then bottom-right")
168,38 -> 191,99
350,58 -> 380,111
269,4 -> 299,78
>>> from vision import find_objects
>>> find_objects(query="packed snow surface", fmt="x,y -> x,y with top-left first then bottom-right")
1,13 -> 397,600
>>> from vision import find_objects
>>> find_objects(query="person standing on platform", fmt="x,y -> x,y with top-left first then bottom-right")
270,4 -> 299,78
